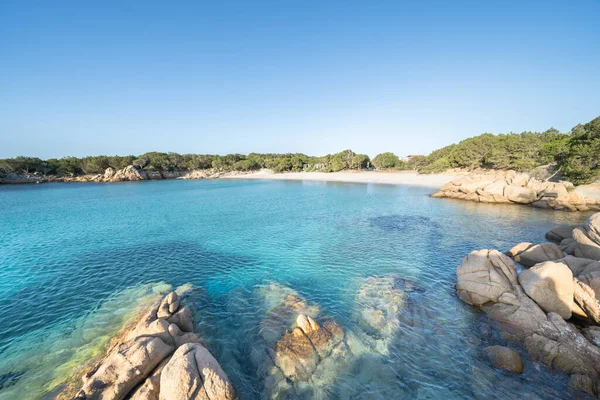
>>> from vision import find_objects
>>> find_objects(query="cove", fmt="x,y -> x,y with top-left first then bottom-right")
0,179 -> 589,399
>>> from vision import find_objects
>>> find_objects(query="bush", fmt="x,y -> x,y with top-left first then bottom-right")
372,152 -> 401,169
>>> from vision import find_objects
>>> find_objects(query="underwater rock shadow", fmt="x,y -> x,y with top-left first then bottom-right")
368,214 -> 441,234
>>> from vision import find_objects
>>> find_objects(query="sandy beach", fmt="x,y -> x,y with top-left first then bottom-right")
224,169 -> 457,188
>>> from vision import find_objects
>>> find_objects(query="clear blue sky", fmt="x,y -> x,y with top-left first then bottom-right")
1,0 -> 599,159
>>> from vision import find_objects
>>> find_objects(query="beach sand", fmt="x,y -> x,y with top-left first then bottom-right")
223,170 -> 457,188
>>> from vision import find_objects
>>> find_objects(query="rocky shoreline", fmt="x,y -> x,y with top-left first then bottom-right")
56,286 -> 235,400
0,165 -> 245,184
456,211 -> 600,396
49,275 -> 424,399
39,216 -> 600,398
431,170 -> 600,212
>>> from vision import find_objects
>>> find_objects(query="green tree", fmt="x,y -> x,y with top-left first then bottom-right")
372,152 -> 401,169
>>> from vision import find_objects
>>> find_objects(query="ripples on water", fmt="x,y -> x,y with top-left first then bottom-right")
0,179 -> 590,399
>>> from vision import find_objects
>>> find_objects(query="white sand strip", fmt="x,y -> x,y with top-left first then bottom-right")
223,170 -> 456,188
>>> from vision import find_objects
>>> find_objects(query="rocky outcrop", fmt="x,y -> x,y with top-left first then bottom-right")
431,170 -> 600,212
549,213 -> 600,261
457,249 -> 600,395
67,289 -> 235,400
0,166 -> 239,184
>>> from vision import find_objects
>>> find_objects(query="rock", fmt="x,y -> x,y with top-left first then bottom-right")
456,250 -> 518,306
146,170 -> 163,180
506,242 -> 533,257
159,343 -> 235,400
560,238 -> 579,255
272,314 -> 344,381
460,178 -> 496,194
68,289 -> 232,400
430,191 -> 445,198
109,165 -> 148,182
582,326 -> 600,347
483,180 -> 507,196
76,336 -> 174,400
573,278 -> 600,325
129,357 -> 170,400
571,213 -> 600,260
512,243 -> 564,267
158,292 -> 180,319
546,224 -> 574,242
568,374 -> 596,396
511,174 -> 529,187
167,306 -> 194,333
457,250 -> 600,387
532,200 -> 551,209
482,346 -> 524,373
518,261 -> 575,319
505,185 -> 538,204
103,167 -> 115,180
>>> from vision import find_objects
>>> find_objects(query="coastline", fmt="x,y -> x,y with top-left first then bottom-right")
223,170 -> 458,188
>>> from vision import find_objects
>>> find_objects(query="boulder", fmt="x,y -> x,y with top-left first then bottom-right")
570,213 -> 600,260
505,185 -> 537,204
482,180 -> 507,196
456,250 -> 600,388
103,167 -> 115,180
456,250 -> 519,307
168,306 -> 194,333
560,238 -> 578,255
510,174 -> 529,187
272,314 -> 344,381
159,343 -> 235,400
511,243 -> 564,267
129,357 -> 170,400
546,224 -> 574,242
482,346 -> 524,373
76,336 -> 174,400
518,261 -> 575,319
506,242 -> 533,258
568,374 -> 596,396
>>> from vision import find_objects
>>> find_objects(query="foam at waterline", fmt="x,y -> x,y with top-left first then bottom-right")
0,281 -> 173,400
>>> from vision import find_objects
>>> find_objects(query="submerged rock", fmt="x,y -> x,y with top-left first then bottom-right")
482,346 -> 524,374
253,278 -> 408,399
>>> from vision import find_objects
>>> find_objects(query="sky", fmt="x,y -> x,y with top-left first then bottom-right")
1,0 -> 599,159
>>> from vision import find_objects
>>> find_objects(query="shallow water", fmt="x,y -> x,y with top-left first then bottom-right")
0,179 -> 590,399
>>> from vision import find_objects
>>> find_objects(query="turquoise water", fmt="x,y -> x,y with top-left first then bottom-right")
0,179 -> 589,399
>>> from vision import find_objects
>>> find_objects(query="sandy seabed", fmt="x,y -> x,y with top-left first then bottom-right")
223,170 -> 457,188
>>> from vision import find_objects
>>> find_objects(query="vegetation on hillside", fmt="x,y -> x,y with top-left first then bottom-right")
0,150 -> 375,176
418,115 -> 600,184
2,115 -> 598,184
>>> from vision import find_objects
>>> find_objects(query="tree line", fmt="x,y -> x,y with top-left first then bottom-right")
0,150 -> 407,177
3,115 -> 597,184
416,115 -> 600,184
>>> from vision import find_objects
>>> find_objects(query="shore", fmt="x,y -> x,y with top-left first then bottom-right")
224,170 -> 458,188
